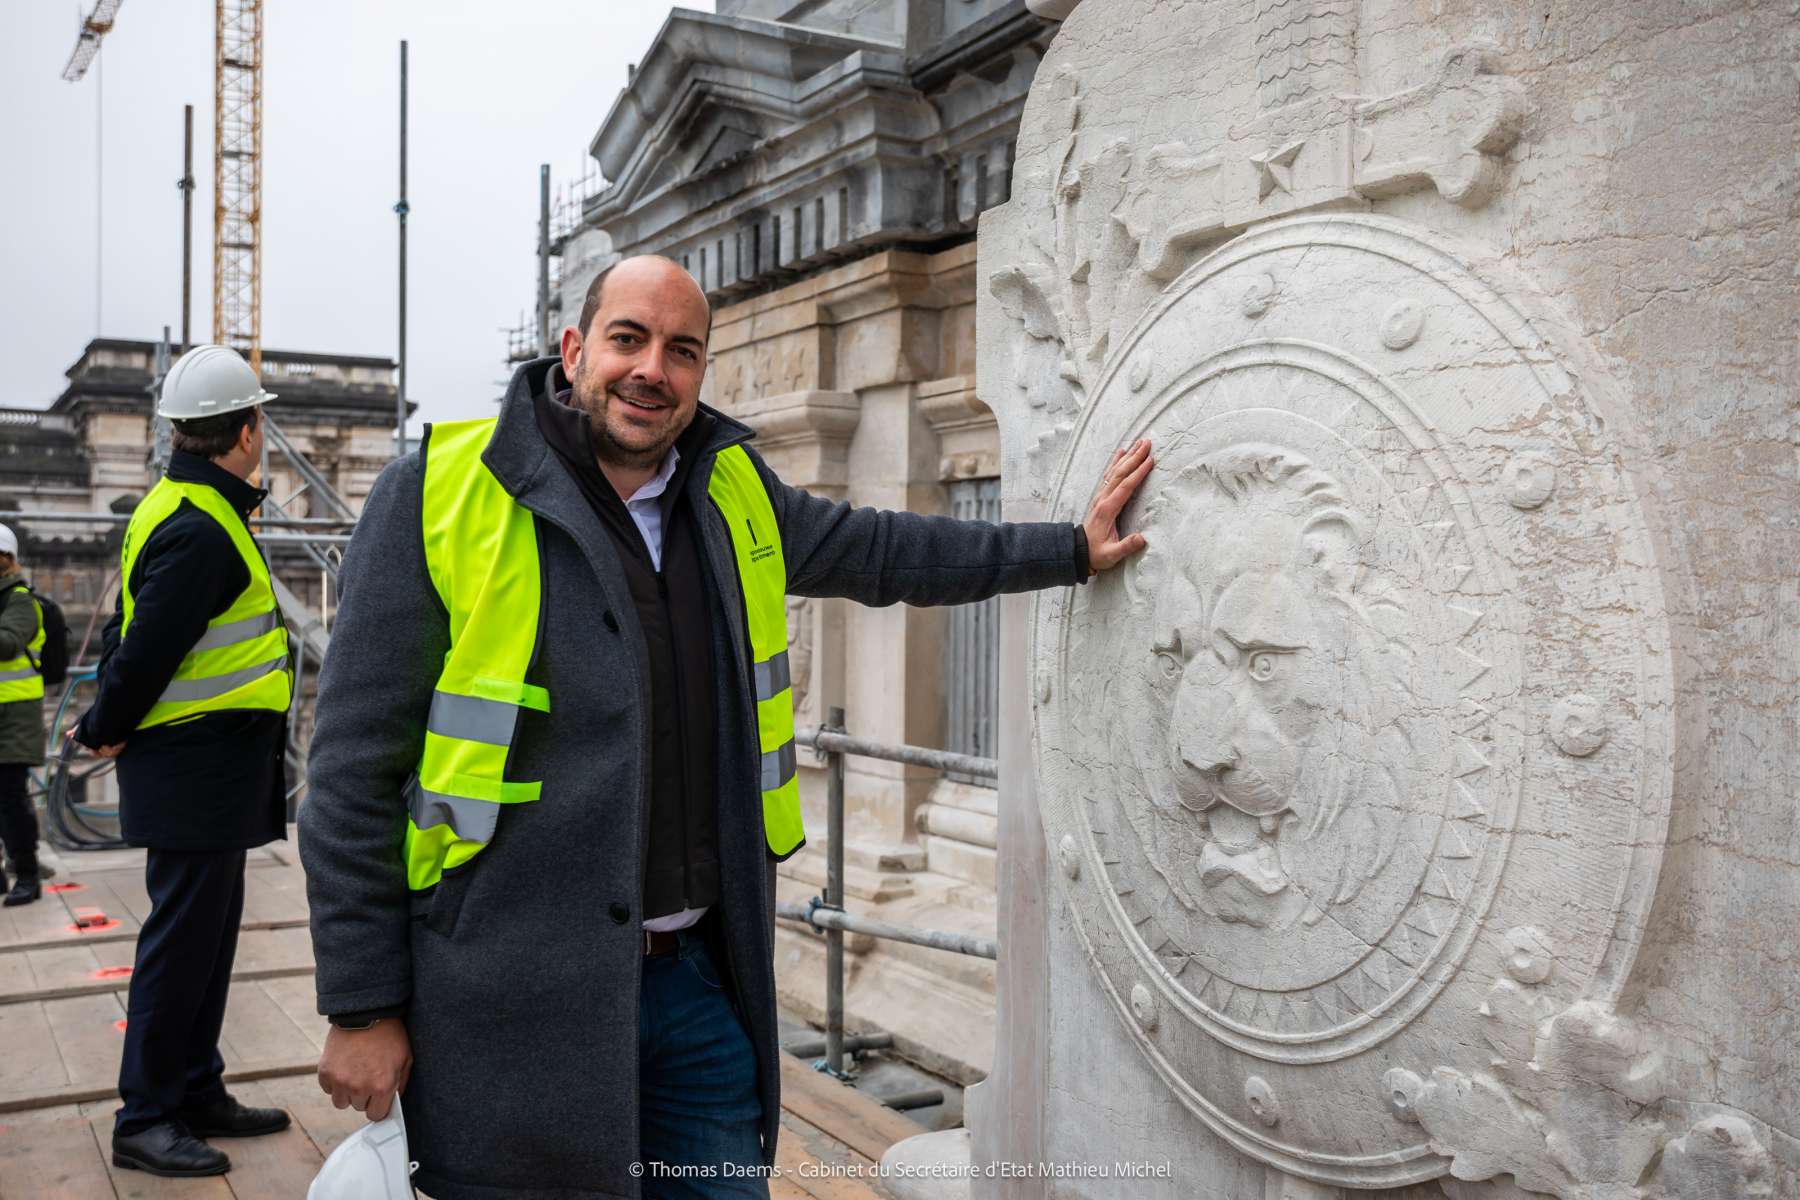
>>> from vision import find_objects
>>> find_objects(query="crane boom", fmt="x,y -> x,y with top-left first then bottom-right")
60,0 -> 126,82
214,0 -> 265,372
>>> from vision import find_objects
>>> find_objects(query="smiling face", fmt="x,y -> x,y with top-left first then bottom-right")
562,255 -> 711,470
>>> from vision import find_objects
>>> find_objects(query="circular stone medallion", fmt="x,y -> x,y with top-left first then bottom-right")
1035,215 -> 1672,1186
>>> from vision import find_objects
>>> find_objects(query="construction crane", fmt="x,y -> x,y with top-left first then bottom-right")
61,0 -> 266,373
60,0 -> 125,81
213,0 -> 265,373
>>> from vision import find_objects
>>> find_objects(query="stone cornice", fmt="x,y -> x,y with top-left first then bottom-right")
917,375 -> 999,480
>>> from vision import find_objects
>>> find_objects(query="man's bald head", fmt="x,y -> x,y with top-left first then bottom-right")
560,253 -> 713,480
576,254 -> 711,342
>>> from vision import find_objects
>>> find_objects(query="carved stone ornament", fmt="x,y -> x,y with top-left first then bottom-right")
988,26 -> 1523,500
1034,215 -> 1674,1187
1384,977 -> 1777,1199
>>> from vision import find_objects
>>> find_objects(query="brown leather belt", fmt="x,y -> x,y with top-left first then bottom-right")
643,928 -> 681,956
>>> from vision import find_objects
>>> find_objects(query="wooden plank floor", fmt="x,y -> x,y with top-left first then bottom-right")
0,838 -> 905,1198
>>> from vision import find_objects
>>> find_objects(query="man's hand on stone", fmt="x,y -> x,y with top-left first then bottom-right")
1083,438 -> 1154,573
319,1019 -> 412,1122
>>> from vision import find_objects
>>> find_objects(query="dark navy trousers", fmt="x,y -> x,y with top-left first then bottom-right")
638,931 -> 768,1199
115,848 -> 245,1135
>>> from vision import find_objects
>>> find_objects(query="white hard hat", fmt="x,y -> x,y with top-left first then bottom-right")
157,344 -> 276,420
0,524 -> 15,557
306,1096 -> 416,1200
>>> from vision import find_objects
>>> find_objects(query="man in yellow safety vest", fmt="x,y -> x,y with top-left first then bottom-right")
0,523 -> 48,908
74,346 -> 296,1179
301,255 -> 1153,1199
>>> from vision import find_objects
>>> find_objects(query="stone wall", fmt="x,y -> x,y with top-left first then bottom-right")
971,1 -> 1798,1196
705,245 -> 1013,1080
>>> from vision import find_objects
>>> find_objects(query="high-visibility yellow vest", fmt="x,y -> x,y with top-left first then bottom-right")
120,478 -> 293,729
0,586 -> 45,703
402,418 -> 805,892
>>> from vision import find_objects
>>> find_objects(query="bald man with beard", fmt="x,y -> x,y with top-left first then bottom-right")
301,255 -> 1153,1199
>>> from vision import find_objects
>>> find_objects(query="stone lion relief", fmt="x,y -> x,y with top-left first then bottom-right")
1033,215 -> 1674,1188
1131,445 -> 1439,938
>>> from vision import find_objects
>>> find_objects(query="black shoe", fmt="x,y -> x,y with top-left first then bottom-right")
112,1122 -> 230,1177
2,877 -> 39,907
176,1093 -> 292,1138
3,856 -> 50,880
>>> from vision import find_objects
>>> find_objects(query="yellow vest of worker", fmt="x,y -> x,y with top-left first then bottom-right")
402,418 -> 804,892
0,586 -> 45,703
120,478 -> 292,729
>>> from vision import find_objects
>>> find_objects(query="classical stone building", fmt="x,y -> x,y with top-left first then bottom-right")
0,337 -> 400,676
547,0 -> 1062,1078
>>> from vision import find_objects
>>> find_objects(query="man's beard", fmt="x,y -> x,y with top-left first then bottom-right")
571,362 -> 687,470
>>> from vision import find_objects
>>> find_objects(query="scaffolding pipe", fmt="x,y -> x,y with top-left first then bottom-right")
795,726 -> 997,781
4,511 -> 352,528
824,705 -> 846,1078
395,39 -> 409,457
777,901 -> 999,961
179,104 -> 195,352
537,164 -> 552,356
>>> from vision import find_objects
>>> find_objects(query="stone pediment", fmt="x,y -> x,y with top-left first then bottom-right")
571,6 -> 1054,304
587,10 -> 902,216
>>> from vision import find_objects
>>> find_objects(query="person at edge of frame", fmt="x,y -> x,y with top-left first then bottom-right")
72,345 -> 297,1180
300,254 -> 1157,1199
0,522 -> 48,907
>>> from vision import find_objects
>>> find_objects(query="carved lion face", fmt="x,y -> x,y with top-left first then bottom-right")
1136,445 -> 1410,928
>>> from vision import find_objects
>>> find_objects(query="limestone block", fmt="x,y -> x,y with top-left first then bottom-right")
974,0 -> 1799,1195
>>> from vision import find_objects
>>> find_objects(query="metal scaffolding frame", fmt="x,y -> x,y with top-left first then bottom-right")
778,709 -> 1000,1084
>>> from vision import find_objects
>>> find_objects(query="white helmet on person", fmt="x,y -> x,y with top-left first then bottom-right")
157,344 -> 276,420
306,1095 -> 415,1200
0,524 -> 16,558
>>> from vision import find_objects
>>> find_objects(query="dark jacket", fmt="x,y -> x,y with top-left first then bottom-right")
76,452 -> 288,851
0,573 -> 46,767
300,358 -> 1083,1200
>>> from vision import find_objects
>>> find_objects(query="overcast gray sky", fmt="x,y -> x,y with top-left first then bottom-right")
1,1 -> 704,428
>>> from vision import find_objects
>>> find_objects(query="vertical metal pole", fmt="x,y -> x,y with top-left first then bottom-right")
151,327 -> 173,478
179,105 -> 194,352
395,40 -> 409,457
95,47 -> 103,337
537,164 -> 551,356
825,704 -> 847,1076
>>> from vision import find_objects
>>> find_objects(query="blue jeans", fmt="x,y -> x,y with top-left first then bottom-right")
638,931 -> 769,1199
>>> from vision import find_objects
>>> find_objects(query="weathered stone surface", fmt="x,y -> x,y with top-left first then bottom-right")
974,0 -> 1798,1195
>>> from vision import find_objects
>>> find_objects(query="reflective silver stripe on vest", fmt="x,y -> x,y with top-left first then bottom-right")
157,655 -> 288,704
189,609 -> 281,653
427,691 -> 520,747
405,777 -> 501,845
760,740 -> 797,792
753,651 -> 791,702
0,667 -> 36,684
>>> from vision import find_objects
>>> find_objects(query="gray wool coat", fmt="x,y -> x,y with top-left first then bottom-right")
300,359 -> 1083,1200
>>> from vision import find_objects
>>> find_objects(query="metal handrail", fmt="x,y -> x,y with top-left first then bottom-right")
5,511 -> 354,528
795,725 -> 997,781
784,710 -> 999,1081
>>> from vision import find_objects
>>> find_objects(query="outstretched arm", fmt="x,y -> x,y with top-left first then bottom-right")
759,438 -> 1153,606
